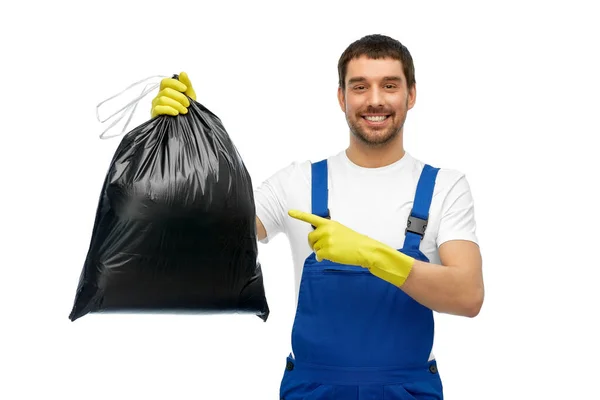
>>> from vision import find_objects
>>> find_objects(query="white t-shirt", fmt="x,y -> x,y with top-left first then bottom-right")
254,150 -> 479,360
255,149 -> 478,295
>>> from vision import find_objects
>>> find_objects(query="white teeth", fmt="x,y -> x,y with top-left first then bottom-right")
364,115 -> 387,122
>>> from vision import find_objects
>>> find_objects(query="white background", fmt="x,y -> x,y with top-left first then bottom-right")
1,0 -> 599,399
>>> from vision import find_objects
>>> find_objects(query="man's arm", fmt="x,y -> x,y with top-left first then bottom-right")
256,217 -> 267,242
254,163 -> 300,244
391,240 -> 483,317
288,209 -> 484,318
287,172 -> 483,318
369,172 -> 484,317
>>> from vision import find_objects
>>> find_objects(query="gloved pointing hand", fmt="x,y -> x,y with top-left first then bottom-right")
151,72 -> 197,118
288,209 -> 416,287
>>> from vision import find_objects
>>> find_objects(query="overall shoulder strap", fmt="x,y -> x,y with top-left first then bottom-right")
402,164 -> 440,251
311,159 -> 330,220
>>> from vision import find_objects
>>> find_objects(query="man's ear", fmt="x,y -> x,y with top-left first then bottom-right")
407,83 -> 417,110
337,86 -> 346,112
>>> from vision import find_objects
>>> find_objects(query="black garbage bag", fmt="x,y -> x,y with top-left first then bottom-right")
68,92 -> 269,322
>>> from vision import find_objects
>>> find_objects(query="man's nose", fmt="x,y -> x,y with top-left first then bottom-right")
367,87 -> 384,107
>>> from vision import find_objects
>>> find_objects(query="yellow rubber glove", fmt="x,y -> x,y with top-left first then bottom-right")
151,72 -> 197,118
288,209 -> 415,287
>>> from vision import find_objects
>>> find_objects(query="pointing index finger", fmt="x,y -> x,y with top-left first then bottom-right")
288,209 -> 328,227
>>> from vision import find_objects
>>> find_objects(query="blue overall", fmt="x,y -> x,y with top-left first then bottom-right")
279,159 -> 443,400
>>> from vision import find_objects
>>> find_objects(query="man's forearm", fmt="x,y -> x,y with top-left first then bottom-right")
400,259 -> 483,317
364,243 -> 483,318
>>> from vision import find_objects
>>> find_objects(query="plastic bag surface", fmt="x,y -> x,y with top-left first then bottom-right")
69,98 -> 269,322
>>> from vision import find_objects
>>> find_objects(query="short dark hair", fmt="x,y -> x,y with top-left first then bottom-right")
337,34 -> 416,91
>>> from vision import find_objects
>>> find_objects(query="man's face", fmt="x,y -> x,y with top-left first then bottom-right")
338,56 -> 416,146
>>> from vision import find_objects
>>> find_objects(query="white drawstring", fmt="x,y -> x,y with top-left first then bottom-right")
96,75 -> 168,139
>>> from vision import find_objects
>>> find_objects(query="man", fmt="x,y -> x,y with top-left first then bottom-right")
151,34 -> 484,400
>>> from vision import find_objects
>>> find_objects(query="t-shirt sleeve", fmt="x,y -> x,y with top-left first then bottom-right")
436,173 -> 479,247
253,164 -> 294,244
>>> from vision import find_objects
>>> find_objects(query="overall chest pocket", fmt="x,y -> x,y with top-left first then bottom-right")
322,264 -> 370,275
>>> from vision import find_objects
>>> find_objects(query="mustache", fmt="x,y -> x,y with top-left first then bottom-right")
359,106 -> 394,115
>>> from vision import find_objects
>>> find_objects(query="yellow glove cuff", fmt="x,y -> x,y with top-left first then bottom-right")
364,241 -> 415,287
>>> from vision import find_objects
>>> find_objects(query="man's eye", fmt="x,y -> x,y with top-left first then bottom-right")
354,86 -> 366,90
385,84 -> 396,89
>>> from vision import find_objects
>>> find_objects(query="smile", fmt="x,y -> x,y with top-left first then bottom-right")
362,115 -> 390,124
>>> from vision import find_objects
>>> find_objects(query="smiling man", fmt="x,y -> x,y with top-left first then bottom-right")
151,34 -> 484,400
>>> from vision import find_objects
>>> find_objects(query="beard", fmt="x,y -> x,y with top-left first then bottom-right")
346,104 -> 408,147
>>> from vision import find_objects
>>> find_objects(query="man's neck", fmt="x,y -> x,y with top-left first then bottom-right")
345,135 -> 406,168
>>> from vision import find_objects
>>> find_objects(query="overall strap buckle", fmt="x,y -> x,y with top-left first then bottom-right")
402,164 -> 439,249
405,215 -> 428,237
